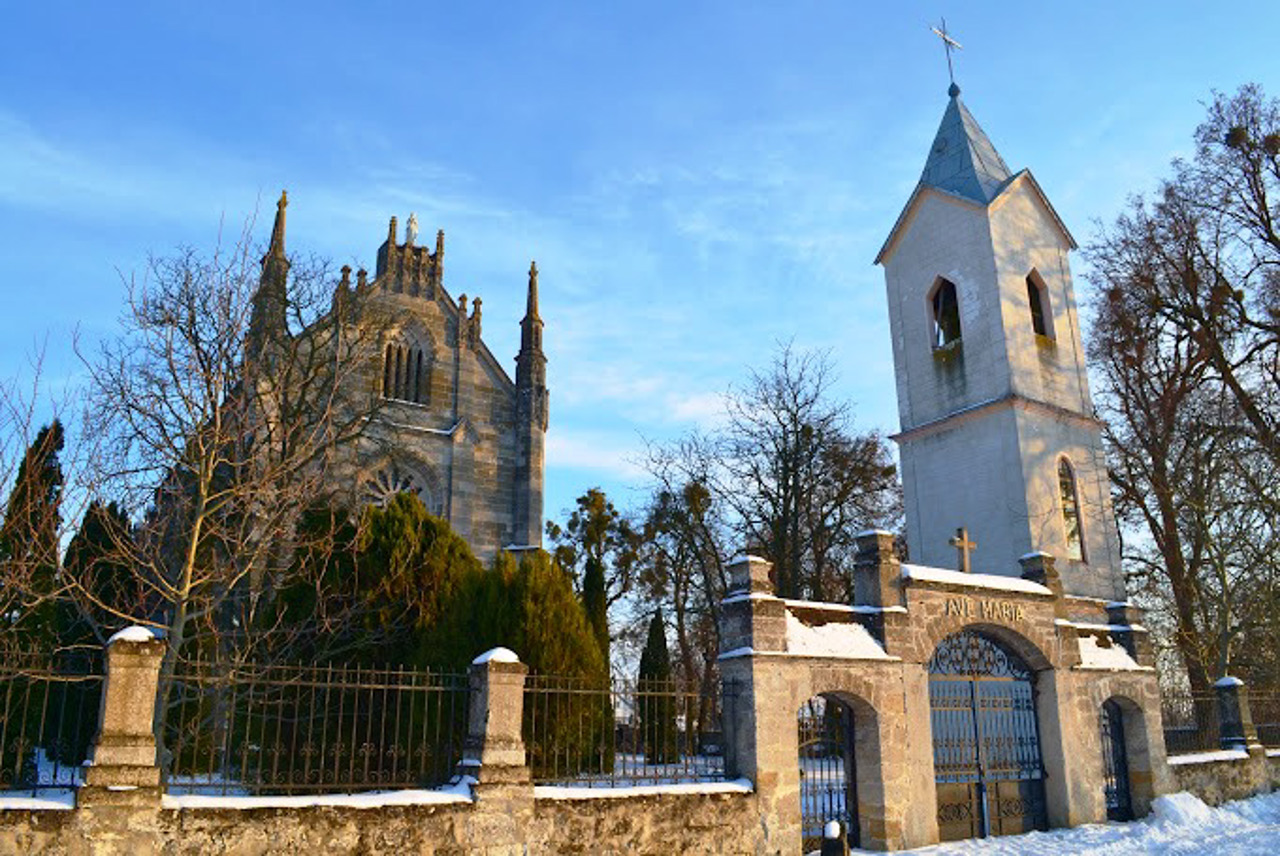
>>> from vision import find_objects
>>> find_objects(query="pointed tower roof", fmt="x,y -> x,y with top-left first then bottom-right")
876,87 -> 1076,264
525,261 -> 540,320
265,190 -> 287,260
920,83 -> 1012,204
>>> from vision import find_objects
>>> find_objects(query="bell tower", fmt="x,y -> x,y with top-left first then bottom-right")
875,84 -> 1123,600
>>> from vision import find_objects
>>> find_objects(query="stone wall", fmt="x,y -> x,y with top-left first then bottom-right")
1168,749 -> 1275,807
0,634 -> 767,856
0,789 -> 763,856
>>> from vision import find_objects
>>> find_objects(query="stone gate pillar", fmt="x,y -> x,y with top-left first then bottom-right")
719,555 -> 801,854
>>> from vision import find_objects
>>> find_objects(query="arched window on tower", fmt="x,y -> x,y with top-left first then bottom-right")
1026,271 -> 1053,338
1058,458 -> 1085,561
930,278 -> 962,348
382,340 -> 431,405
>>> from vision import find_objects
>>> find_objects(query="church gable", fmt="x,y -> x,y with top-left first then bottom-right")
251,202 -> 547,562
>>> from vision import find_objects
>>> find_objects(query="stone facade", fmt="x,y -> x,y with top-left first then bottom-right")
251,194 -> 547,562
719,547 -> 1174,850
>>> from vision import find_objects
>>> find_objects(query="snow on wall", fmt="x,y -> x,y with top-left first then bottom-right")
108,625 -> 162,644
1076,633 -> 1147,671
900,564 -> 1053,596
784,611 -> 891,660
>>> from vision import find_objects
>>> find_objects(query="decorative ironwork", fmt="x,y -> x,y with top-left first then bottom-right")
1100,699 -> 1132,821
0,650 -> 103,796
161,661 -> 469,795
522,674 -> 733,787
929,630 -> 1047,841
798,696 -> 858,852
1252,694 -> 1280,747
928,630 -> 1033,680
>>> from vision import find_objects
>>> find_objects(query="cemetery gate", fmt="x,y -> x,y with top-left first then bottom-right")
928,630 -> 1048,841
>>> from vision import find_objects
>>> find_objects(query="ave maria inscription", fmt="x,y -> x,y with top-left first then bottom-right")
944,596 -> 1026,623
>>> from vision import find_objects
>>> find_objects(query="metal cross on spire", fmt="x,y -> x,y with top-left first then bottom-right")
949,526 -> 977,574
930,18 -> 963,86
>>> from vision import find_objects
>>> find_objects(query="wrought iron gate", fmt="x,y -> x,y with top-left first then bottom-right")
798,696 -> 857,852
929,631 -> 1047,841
1100,699 -> 1132,821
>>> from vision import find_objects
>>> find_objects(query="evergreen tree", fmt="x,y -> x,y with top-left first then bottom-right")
430,548 -> 610,779
0,421 -> 66,650
63,500 -> 141,642
581,555 -> 609,666
637,611 -> 678,764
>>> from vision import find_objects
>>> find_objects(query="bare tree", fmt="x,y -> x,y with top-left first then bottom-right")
73,206 -> 380,692
631,344 -> 900,697
1085,84 -> 1280,690
720,344 -> 900,600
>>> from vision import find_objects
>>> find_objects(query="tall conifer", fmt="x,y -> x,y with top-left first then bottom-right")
0,421 -> 66,649
638,611 -> 677,764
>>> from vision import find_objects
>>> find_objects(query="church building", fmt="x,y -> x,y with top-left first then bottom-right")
249,193 -> 547,562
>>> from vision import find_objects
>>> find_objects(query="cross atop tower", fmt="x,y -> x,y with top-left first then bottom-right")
949,527 -> 977,574
930,19 -> 963,87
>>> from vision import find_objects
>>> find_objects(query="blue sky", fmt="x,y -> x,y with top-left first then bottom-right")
3,2 -> 1279,526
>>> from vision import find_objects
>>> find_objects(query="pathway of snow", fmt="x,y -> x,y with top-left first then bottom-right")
849,791 -> 1280,855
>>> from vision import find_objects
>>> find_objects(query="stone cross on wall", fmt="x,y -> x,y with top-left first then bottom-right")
949,527 -> 976,573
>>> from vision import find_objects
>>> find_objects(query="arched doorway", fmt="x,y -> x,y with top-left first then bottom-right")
797,695 -> 858,852
1100,698 -> 1133,821
929,630 -> 1047,841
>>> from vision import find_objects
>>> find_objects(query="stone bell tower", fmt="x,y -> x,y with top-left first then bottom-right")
875,83 -> 1123,600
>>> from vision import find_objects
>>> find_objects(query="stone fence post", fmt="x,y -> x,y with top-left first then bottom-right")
82,626 -> 165,802
460,647 -> 531,783
457,647 -> 533,851
1215,676 -> 1257,751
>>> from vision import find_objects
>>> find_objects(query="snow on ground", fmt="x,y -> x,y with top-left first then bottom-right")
848,791 -> 1280,855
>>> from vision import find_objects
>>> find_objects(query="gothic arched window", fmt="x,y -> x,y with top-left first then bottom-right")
1058,458 -> 1085,561
1026,271 -> 1052,338
382,340 -> 431,405
930,278 -> 962,348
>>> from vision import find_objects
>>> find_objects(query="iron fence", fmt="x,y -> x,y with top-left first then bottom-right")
161,661 -> 470,795
1251,693 -> 1280,746
523,674 -> 736,786
0,649 -> 104,796
1161,691 -> 1219,756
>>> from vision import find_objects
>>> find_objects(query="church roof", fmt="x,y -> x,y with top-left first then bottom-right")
920,83 -> 1012,204
875,86 -> 1077,264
